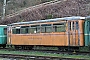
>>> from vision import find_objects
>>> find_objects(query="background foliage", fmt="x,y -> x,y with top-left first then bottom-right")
0,0 -> 90,24
0,0 -> 53,19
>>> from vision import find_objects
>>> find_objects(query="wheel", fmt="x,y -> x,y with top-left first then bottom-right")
67,47 -> 79,52
58,47 -> 66,51
21,45 -> 33,50
14,45 -> 19,50
21,46 -> 25,50
2,44 -> 6,48
28,46 -> 33,50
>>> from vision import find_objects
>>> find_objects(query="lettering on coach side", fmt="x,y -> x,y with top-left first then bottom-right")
28,37 -> 42,40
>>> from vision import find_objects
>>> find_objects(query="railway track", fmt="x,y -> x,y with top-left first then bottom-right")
0,48 -> 90,56
24,49 -> 90,56
0,54 -> 86,60
46,50 -> 90,55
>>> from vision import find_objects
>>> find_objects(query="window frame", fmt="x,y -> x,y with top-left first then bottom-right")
53,22 -> 66,32
41,24 -> 52,33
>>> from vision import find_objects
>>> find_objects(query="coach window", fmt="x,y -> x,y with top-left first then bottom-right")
69,22 -> 71,30
16,29 -> 20,34
68,22 -> 71,31
31,26 -> 36,33
28,27 -> 30,33
53,23 -> 66,32
36,25 -> 40,33
12,26 -> 20,34
76,21 -> 78,30
30,25 -> 39,34
21,28 -> 26,34
41,24 -> 52,33
12,28 -> 16,34
41,25 -> 45,33
71,21 -> 78,30
72,22 -> 74,30
46,24 -> 52,33
4,28 -> 7,35
20,26 -> 29,34
12,28 -> 20,34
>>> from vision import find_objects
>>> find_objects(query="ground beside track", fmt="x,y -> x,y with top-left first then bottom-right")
0,49 -> 89,60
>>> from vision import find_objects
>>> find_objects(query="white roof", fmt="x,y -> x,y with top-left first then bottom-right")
8,16 -> 86,26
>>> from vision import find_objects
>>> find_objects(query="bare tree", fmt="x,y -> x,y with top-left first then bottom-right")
0,0 -> 90,24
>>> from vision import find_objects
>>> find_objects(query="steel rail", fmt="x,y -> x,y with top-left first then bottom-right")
0,54 -> 86,60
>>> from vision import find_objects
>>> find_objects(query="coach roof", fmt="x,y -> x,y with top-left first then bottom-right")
8,16 -> 86,26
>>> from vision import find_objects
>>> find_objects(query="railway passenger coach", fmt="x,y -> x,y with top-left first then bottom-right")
0,25 -> 7,48
84,16 -> 90,46
7,16 -> 90,51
